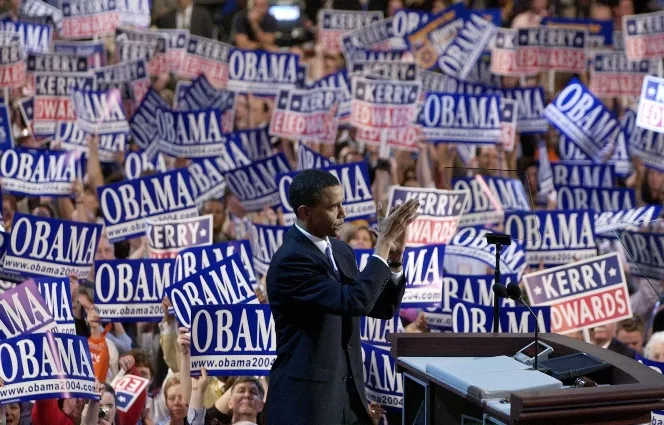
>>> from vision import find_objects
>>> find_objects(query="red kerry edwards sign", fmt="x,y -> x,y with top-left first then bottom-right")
350,76 -> 421,133
522,252 -> 632,334
318,9 -> 383,54
637,75 -> 664,134
33,72 -> 96,136
269,88 -> 339,144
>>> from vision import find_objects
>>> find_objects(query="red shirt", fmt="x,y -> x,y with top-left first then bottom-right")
32,399 -> 74,425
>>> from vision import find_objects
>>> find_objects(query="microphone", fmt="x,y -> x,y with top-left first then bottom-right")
492,283 -> 508,299
506,281 -> 542,371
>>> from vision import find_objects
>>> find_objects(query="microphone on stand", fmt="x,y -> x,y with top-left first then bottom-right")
506,282 -> 542,371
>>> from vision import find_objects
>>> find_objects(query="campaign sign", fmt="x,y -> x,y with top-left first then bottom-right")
94,59 -> 149,104
297,143 -> 331,170
541,17 -> 612,48
27,52 -> 88,74
418,92 -> 501,144
222,153 -> 291,212
113,374 -> 150,413
117,0 -> 151,28
388,186 -> 468,246
0,333 -> 98,404
156,107 -> 231,158
623,10 -> 664,61
72,88 -> 129,134
158,29 -> 188,74
34,277 -> 76,335
172,240 -> 257,285
94,259 -> 173,321
0,41 -> 26,90
544,78 -> 621,162
515,27 -> 587,73
190,304 -> 275,376
0,278 -> 55,339
557,187 -> 635,213
97,168 -> 198,242
523,253 -> 631,333
637,75 -> 664,135
419,69 -> 484,95
615,230 -> 664,280
452,176 -> 531,227
56,121 -> 126,164
361,342 -> 403,411
0,280 -> 15,294
494,87 -> 547,135
130,87 -> 170,148
355,125 -> 421,152
505,210 -> 597,267
116,37 -> 167,77
359,314 -> 403,347
491,28 -> 528,76
180,35 -> 232,89
232,127 -> 275,161
402,244 -> 445,307
392,9 -> 434,39
341,17 -> 400,58
350,61 -> 418,82
551,162 -> 615,189
637,355 -> 664,374
124,149 -> 167,180
0,104 -> 13,152
318,10 -> 383,53
17,97 -> 33,128
227,50 -> 306,95
146,215 -> 213,259
178,74 -> 236,113
0,148 -> 85,197
0,19 -> 51,54
590,51 -> 653,98
595,205 -> 662,235
188,147 -> 251,203
438,12 -> 496,80
167,253 -> 257,328
249,223 -> 287,276
53,39 -> 106,68
655,411 -> 664,425
4,213 -> 102,280
499,98 -> 518,152
33,72 -> 96,136
269,88 -> 339,144
344,48 -> 405,66
61,0 -> 120,39
313,70 -> 352,121
277,162 -> 375,225
536,142 -> 554,206
450,298 -> 551,333
20,0 -> 64,34
350,77 -> 421,132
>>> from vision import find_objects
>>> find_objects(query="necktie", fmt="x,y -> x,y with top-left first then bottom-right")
325,243 -> 341,281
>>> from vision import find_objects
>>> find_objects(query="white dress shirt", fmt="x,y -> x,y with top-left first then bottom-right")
176,4 -> 193,30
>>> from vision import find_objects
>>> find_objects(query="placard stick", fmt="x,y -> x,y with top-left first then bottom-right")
548,70 -> 555,96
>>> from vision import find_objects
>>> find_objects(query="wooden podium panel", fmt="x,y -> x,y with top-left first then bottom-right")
390,333 -> 664,425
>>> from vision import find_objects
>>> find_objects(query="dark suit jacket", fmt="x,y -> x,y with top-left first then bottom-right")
264,226 -> 406,425
607,337 -> 638,359
155,6 -> 214,39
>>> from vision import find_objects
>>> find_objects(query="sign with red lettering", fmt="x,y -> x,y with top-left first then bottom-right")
522,253 -> 632,334
515,27 -> 587,74
61,0 -> 119,40
269,88 -> 338,143
637,75 -> 664,134
33,72 -> 96,136
350,76 -> 421,133
0,40 -> 25,89
113,374 -> 149,413
180,35 -> 231,89
623,10 -> 664,61
318,9 -> 383,54
590,51 -> 654,98
490,28 -> 528,77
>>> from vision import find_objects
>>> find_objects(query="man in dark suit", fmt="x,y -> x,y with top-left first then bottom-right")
264,169 -> 419,425
155,0 -> 215,39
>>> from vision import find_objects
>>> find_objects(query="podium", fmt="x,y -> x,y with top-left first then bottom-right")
390,333 -> 664,425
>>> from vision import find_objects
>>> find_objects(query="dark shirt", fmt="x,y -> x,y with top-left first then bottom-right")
234,11 -> 278,43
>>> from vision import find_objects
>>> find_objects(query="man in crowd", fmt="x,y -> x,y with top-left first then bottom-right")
233,0 -> 278,51
156,0 -> 215,38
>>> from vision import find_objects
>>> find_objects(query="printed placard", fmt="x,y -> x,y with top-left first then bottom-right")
590,51 -> 653,98
187,146 -> 251,204
523,253 -> 632,334
113,375 -> 150,413
4,213 -> 102,280
20,0 -> 64,34
248,223 -> 287,276
318,10 -> 383,53
418,92 -> 501,144
232,127 -> 274,161
56,121 -> 127,163
0,148 -> 86,197
297,143 -> 331,170
401,244 -> 445,307
450,299 -> 551,333
515,27 -> 587,73
158,29 -> 189,74
0,104 -> 14,152
34,277 -> 76,335
312,70 -> 352,121
623,10 -> 664,61
27,52 -> 89,74
172,240 -> 257,285
72,88 -> 129,134
438,12 -> 496,80
541,17 -> 613,48
0,278 -> 55,339
615,230 -> 664,280
116,0 -> 151,28
341,17 -> 402,58
493,86 -> 547,134
116,37 -> 167,77
595,205 -> 662,235
350,61 -> 418,82
361,342 -> 403,411
359,313 -> 403,347
97,169 -> 198,242
350,77 -> 421,132
387,186 -> 468,246
156,107 -> 232,158
52,39 -> 105,68
167,253 -> 257,328
222,153 -> 292,212
0,333 -> 98,404
452,176 -> 531,227
124,149 -> 167,180
544,78 -> 621,162
355,125 -> 421,153
491,28 -> 526,76
130,87 -> 170,148
226,49 -> 306,95
180,35 -> 232,88
269,88 -> 339,144
637,75 -> 664,134
504,210 -> 597,267
557,187 -> 636,212
177,74 -> 236,116
420,69 -> 484,95
94,59 -> 149,104
94,259 -> 172,321
551,162 -> 615,189
277,162 -> 375,225
0,19 -> 52,54
0,40 -> 26,90
190,304 -> 275,376
33,71 -> 96,136
61,0 -> 120,39
146,215 -> 213,259
391,9 -> 434,39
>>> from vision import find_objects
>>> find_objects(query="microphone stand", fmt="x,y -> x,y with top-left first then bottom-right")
486,233 -> 512,333
520,301 -> 540,371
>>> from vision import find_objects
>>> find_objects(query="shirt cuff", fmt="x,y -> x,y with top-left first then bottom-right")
187,407 -> 206,425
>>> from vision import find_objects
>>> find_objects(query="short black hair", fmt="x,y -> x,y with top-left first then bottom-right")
289,170 -> 340,217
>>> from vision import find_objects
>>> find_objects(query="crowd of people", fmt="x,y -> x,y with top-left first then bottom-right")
0,0 -> 662,424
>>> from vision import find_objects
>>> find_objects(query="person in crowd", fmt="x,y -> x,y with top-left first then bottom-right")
233,0 -> 278,51
2,402 -> 20,425
340,223 -> 375,249
160,377 -> 188,425
155,0 -> 215,38
510,0 -> 548,28
98,384 -> 118,425
591,323 -> 637,359
644,332 -> 664,362
264,169 -> 418,424
616,317 -> 646,355
203,199 -> 235,242
32,380 -> 105,425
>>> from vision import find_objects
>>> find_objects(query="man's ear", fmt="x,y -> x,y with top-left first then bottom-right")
296,205 -> 310,221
